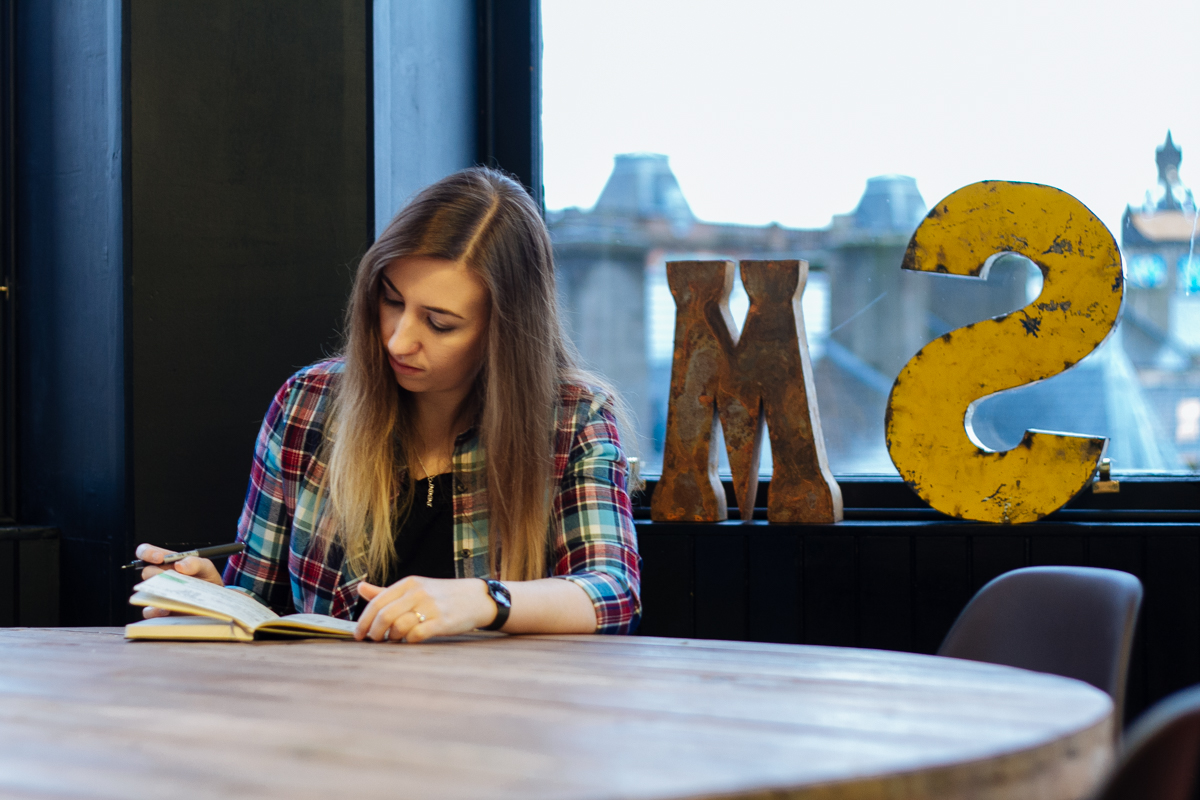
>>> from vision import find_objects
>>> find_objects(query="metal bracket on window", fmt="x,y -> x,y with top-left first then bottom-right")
1092,458 -> 1120,494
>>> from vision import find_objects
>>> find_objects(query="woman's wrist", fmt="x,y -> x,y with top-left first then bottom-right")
478,579 -> 512,630
467,578 -> 499,630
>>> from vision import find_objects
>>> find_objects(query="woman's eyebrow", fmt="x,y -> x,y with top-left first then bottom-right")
423,305 -> 465,320
379,275 -> 466,319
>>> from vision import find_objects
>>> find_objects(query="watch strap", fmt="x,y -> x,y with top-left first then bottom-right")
481,579 -> 511,631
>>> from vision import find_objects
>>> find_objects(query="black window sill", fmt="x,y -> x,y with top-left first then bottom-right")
631,475 -> 1200,524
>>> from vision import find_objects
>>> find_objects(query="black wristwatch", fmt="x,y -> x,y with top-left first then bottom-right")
481,579 -> 512,631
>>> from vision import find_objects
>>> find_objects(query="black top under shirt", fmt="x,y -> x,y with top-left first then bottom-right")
382,472 -> 456,587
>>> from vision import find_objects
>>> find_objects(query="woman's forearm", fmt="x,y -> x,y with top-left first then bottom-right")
354,575 -> 600,642
501,577 -> 597,634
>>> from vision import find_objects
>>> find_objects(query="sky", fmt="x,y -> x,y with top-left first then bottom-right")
542,0 -> 1200,240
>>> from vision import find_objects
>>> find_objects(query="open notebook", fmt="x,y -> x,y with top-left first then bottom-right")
125,571 -> 358,641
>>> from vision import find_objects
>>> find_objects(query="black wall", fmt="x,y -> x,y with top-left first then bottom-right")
129,0 -> 371,565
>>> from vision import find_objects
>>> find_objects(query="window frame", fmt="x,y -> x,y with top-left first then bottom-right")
630,475 -> 1200,522
526,0 -> 1199,524
0,0 -> 15,524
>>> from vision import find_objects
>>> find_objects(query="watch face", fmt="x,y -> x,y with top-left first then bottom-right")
481,580 -> 512,631
489,580 -> 512,607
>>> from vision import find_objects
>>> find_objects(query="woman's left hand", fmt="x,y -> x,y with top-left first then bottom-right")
354,576 -> 496,643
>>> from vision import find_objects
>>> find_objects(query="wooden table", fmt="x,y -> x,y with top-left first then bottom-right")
0,628 -> 1113,800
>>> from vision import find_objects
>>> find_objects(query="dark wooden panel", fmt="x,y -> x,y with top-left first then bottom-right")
859,535 -> 912,652
16,1 -> 127,626
129,1 -> 369,571
1087,535 -> 1144,576
747,533 -> 801,644
1030,536 -> 1086,567
0,540 -> 13,625
914,535 -> 970,654
61,539 -> 123,626
803,534 -> 856,646
17,538 -> 59,626
694,534 -> 746,640
1088,536 -> 1146,724
636,533 -> 693,638
971,536 -> 1026,591
1121,622 -> 1147,727
1144,535 -> 1200,704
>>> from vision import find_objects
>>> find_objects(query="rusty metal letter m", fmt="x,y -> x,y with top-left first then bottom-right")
650,260 -> 843,523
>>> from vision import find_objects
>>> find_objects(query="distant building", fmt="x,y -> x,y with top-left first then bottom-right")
550,151 -> 1189,474
549,154 -> 824,465
1122,131 -> 1200,361
1120,132 -> 1200,468
820,176 -> 1036,471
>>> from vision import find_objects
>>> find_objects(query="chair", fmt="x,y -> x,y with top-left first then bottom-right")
1091,684 -> 1200,800
938,566 -> 1143,724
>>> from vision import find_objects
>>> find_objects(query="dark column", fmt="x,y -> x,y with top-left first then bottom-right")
128,0 -> 372,606
476,0 -> 541,208
16,0 -> 128,625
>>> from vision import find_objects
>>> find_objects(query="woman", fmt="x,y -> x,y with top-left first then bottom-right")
136,167 -> 641,641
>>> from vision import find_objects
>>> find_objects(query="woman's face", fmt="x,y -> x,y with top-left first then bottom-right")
378,256 -> 489,402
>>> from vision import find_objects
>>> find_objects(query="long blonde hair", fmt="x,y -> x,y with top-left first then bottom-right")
323,168 -> 624,582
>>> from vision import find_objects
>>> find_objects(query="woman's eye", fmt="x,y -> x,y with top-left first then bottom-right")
382,294 -> 403,307
428,318 -> 453,333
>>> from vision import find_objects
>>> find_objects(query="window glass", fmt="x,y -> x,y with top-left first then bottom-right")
1180,254 -> 1200,294
1128,255 -> 1167,289
543,0 -> 1200,476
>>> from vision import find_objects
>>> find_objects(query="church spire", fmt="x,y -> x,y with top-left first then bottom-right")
1156,131 -> 1183,210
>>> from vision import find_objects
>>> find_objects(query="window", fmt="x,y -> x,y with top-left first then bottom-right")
543,0 -> 1200,478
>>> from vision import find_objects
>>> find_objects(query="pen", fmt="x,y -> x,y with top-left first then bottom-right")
120,542 -> 245,571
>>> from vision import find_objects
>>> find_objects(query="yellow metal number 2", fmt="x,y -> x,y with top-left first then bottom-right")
886,181 -> 1123,524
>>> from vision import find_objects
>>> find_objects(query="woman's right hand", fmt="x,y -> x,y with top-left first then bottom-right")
135,543 -> 224,618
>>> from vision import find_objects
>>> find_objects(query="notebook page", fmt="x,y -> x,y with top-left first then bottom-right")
132,571 -> 279,630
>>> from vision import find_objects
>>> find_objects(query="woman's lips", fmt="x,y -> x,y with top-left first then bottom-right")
389,356 -> 423,376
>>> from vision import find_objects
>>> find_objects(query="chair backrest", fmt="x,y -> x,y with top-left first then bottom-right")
939,566 -> 1143,722
1092,684 -> 1200,800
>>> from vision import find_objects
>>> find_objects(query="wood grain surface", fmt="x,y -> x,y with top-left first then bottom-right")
0,629 -> 1113,800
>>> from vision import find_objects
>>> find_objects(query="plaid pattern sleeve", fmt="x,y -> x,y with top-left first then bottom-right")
549,385 -> 643,634
222,362 -> 345,614
222,364 -> 640,628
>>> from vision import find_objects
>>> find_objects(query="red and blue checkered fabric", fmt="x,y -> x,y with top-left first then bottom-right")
223,359 -> 642,633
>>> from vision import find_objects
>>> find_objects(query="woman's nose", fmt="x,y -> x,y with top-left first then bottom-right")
386,314 -> 420,355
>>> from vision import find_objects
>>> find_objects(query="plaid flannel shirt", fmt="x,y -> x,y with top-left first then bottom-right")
223,359 -> 642,633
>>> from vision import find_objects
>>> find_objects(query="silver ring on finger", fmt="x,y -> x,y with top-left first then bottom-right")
413,610 -> 427,624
